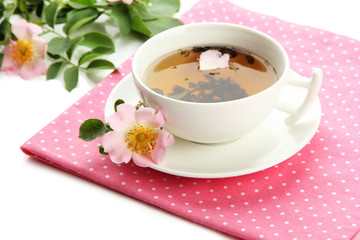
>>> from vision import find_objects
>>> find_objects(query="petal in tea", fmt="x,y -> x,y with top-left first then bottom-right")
199,50 -> 229,70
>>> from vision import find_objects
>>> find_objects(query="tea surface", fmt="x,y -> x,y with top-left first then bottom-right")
145,47 -> 278,103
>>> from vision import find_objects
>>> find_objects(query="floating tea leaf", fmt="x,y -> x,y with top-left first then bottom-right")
151,88 -> 164,95
246,55 -> 255,64
168,86 -> 189,100
167,74 -> 248,103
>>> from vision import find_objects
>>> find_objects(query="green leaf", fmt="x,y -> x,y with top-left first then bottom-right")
68,0 -> 95,9
0,19 -> 11,44
3,3 -> 17,19
129,7 -> 152,37
47,37 -> 71,55
44,2 -> 60,28
147,0 -> 180,16
78,47 -> 114,66
114,99 -> 125,112
98,145 -> 109,156
104,123 -> 113,132
35,1 -> 44,18
81,32 -> 114,50
64,66 -> 79,92
87,59 -> 116,70
144,17 -> 183,36
79,119 -> 106,141
47,52 -> 61,60
26,0 -> 43,4
46,61 -> 64,80
131,2 -> 156,20
66,35 -> 84,59
109,4 -> 131,37
0,53 -> 4,69
18,0 -> 27,13
56,6 -> 72,24
63,8 -> 99,35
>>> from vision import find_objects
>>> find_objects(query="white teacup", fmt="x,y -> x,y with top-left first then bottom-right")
132,22 -> 322,144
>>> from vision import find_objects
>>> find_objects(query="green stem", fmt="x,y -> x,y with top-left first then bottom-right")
54,54 -> 85,70
41,26 -> 65,38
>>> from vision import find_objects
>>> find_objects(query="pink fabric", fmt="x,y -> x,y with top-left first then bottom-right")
21,0 -> 360,239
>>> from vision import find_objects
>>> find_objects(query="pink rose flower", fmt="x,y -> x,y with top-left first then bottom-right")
1,19 -> 47,79
102,103 -> 174,167
107,0 -> 137,5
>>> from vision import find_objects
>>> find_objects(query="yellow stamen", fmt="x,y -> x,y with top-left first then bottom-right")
125,125 -> 158,156
10,38 -> 34,65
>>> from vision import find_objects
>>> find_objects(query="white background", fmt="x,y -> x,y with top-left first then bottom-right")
1,0 -> 360,239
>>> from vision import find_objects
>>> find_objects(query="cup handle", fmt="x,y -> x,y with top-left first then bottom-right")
276,68 -> 323,125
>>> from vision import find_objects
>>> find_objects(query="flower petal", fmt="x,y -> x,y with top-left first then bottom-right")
32,35 -> 47,59
102,131 -> 132,164
1,46 -> 21,76
136,107 -> 165,128
19,59 -> 47,79
151,145 -> 166,165
122,0 -> 133,4
108,103 -> 136,131
199,49 -> 230,70
132,154 -> 155,167
150,130 -> 174,165
12,19 -> 42,39
158,130 -> 175,147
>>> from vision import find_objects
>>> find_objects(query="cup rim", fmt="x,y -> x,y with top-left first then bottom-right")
132,22 -> 290,106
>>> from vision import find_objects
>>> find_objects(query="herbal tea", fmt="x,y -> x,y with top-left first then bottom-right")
144,46 -> 278,103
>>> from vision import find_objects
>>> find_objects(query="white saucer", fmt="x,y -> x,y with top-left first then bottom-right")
105,72 -> 321,178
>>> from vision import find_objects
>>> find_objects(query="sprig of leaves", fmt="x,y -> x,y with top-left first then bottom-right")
0,0 -> 183,91
79,98 -> 127,156
79,98 -> 125,141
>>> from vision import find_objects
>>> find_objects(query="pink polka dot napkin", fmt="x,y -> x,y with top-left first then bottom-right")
21,0 -> 360,239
